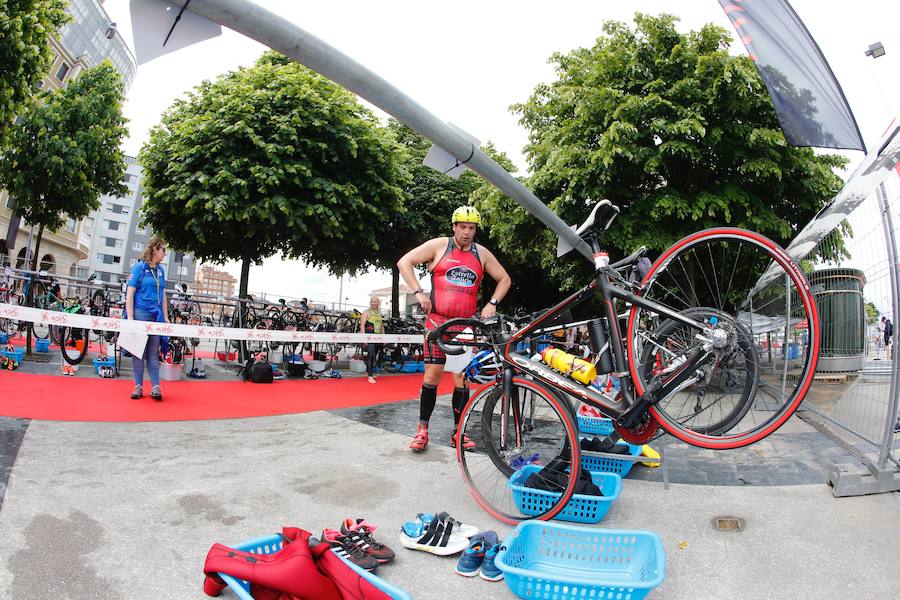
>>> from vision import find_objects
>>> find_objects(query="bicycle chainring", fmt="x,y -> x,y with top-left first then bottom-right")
613,411 -> 660,444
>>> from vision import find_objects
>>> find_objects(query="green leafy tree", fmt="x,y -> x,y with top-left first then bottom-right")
503,13 -> 846,294
0,0 -> 69,145
469,148 -> 566,311
377,120 -> 482,316
139,52 -> 407,298
865,300 -> 879,324
0,62 -> 128,269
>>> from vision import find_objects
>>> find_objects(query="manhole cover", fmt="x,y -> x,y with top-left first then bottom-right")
713,516 -> 745,531
22,353 -> 53,363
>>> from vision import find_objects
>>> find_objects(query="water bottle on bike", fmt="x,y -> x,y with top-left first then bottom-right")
540,347 -> 597,384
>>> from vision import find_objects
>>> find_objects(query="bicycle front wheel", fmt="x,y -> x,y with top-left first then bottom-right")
627,228 -> 818,449
457,377 -> 580,524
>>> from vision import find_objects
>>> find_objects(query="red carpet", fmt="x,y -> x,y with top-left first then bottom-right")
0,371 -> 456,422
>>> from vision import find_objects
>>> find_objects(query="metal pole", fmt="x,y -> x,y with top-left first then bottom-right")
182,0 -> 594,263
876,182 -> 900,469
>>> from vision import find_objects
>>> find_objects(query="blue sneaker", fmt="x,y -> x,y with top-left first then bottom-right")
469,529 -> 499,548
455,540 -> 486,577
479,544 -> 504,581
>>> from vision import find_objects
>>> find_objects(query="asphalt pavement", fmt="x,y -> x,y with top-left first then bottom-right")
0,386 -> 898,599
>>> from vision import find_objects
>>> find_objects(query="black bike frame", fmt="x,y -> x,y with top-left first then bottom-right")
501,268 -> 710,421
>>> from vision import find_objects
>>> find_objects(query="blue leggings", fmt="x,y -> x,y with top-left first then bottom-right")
132,308 -> 161,387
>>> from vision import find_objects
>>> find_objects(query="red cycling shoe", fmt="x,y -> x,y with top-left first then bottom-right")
450,432 -> 476,450
409,424 -> 429,452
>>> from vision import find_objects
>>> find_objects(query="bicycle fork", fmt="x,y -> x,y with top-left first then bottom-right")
499,366 -> 522,453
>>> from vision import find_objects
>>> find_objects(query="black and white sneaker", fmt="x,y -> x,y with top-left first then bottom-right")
399,516 -> 470,555
322,528 -> 379,571
340,518 -> 395,563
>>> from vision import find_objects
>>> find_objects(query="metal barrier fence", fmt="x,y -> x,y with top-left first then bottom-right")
1,265 -> 426,367
793,177 -> 900,496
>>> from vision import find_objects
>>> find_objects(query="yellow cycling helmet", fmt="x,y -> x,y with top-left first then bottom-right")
451,205 -> 481,225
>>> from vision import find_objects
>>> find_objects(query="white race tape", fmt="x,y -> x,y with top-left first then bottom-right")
0,303 -> 424,344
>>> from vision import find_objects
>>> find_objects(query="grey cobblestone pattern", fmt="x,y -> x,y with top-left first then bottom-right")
0,418 -> 30,508
328,400 -> 870,486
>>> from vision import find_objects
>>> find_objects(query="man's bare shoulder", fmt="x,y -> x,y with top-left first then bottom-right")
475,242 -> 498,262
424,236 -> 449,257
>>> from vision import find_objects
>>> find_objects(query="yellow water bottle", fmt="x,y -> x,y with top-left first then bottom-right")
541,347 -> 597,385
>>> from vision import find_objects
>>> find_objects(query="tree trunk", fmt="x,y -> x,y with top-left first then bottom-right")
237,257 -> 251,362
391,265 -> 400,318
30,223 -> 45,271
239,257 -> 251,298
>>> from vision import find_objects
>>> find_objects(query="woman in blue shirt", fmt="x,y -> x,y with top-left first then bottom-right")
126,236 -> 170,400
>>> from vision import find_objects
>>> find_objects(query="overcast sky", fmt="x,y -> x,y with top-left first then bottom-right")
103,0 -> 899,309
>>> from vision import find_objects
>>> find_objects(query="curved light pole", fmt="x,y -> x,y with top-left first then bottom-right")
169,0 -> 594,263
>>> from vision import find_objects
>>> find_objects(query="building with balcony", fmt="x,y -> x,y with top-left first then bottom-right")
77,156 -> 197,287
191,266 -> 238,315
1,0 -> 136,274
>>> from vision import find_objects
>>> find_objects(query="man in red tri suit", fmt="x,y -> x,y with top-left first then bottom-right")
397,205 -> 511,452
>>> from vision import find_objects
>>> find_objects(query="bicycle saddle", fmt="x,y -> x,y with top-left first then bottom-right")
576,199 -> 620,238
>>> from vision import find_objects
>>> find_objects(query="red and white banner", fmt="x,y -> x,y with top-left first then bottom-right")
0,303 -> 423,344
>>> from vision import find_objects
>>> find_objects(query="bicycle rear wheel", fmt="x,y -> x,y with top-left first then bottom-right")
457,377 -> 580,524
60,327 -> 89,365
29,281 -> 50,339
627,228 -> 818,449
379,344 -> 405,372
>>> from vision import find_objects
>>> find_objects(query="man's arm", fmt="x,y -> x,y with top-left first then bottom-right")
397,238 -> 441,314
479,248 -> 511,318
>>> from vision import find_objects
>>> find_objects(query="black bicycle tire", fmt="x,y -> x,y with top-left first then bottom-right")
380,344 -> 405,372
627,227 -> 818,449
478,379 -> 576,477
29,280 -> 50,339
458,377 -> 580,524
60,327 -> 89,365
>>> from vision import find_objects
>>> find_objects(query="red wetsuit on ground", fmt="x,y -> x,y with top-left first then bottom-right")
424,238 -> 484,363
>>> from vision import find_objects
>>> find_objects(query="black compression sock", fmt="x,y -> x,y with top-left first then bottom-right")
419,383 -> 438,423
452,386 -> 469,426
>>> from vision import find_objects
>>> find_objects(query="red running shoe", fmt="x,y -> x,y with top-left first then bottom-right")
340,518 -> 395,563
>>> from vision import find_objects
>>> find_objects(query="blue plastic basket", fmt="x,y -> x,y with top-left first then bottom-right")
496,521 -> 665,600
399,362 -> 419,373
509,464 -> 621,524
581,440 -> 643,477
34,338 -> 50,352
1,346 -> 24,364
218,534 -> 412,600
93,356 -> 116,375
577,413 -> 614,436
0,333 -> 8,344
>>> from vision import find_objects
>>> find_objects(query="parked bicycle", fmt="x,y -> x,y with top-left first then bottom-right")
428,200 -> 819,523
